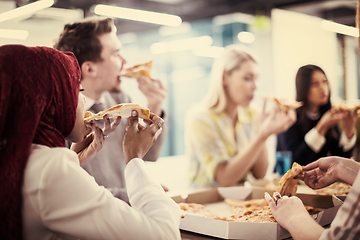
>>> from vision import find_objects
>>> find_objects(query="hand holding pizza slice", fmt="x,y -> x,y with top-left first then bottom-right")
331,99 -> 360,113
263,95 -> 303,112
276,162 -> 303,197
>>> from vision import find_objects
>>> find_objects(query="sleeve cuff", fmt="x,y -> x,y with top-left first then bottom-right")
339,130 -> 357,152
125,158 -> 152,193
304,128 -> 326,153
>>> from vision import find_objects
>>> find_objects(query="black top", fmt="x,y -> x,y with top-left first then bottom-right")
277,113 -> 353,166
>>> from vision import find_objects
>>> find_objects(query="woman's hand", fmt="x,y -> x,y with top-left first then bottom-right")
71,115 -> 121,167
315,110 -> 347,136
342,111 -> 358,139
297,156 -> 360,188
265,192 -> 324,240
123,110 -> 164,164
258,106 -> 297,139
265,192 -> 309,230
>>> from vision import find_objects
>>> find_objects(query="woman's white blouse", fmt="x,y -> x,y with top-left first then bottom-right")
22,144 -> 181,240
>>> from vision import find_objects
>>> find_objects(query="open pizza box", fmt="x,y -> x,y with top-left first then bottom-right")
172,186 -> 343,240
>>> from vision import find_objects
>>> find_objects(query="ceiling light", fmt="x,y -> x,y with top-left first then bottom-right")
0,0 -> 54,23
150,36 -> 213,54
94,4 -> 182,27
237,31 -> 255,43
0,29 -> 29,40
321,20 -> 359,37
192,46 -> 224,58
158,22 -> 191,36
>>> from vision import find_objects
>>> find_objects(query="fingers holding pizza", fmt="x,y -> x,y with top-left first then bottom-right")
119,60 -> 166,116
85,101 -> 164,164
123,110 -> 164,164
73,113 -> 121,166
137,76 -> 167,116
331,99 -> 360,114
258,105 -> 297,139
264,192 -> 310,231
263,95 -> 303,113
256,95 -> 298,138
71,121 -> 106,167
299,156 -> 360,188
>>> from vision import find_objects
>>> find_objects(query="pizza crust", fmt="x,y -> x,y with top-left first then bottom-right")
120,60 -> 152,79
84,111 -> 94,119
263,95 -> 303,112
84,103 -> 150,123
276,162 -> 303,197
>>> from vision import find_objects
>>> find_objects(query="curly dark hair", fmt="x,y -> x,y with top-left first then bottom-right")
54,16 -> 114,69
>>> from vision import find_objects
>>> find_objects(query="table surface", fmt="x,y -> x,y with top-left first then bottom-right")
181,230 -> 224,240
181,230 -> 294,240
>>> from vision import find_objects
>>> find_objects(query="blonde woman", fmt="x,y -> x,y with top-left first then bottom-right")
185,45 -> 296,188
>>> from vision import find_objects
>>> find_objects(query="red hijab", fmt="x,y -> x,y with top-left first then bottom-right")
0,45 -> 81,239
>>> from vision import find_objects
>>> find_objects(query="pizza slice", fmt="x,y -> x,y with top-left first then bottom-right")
263,95 -> 303,112
119,60 -> 152,79
178,203 -> 226,220
225,206 -> 277,223
331,100 -> 360,113
316,182 -> 352,196
84,103 -> 150,123
84,111 -> 95,119
276,162 -> 303,197
224,198 -> 268,213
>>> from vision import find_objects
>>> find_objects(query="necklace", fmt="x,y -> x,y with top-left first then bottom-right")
306,111 -> 320,120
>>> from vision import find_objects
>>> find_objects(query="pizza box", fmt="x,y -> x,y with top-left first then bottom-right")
172,186 -> 343,240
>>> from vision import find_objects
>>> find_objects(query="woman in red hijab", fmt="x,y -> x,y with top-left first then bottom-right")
0,45 -> 180,240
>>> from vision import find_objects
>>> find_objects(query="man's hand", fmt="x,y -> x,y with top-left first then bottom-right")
137,76 -> 166,116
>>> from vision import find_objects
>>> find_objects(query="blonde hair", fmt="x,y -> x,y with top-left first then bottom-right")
201,44 -> 258,113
